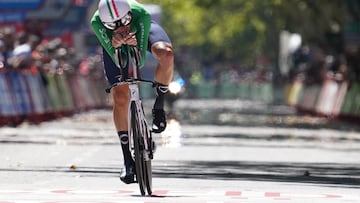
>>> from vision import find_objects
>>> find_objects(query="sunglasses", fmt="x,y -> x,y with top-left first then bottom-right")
103,12 -> 132,30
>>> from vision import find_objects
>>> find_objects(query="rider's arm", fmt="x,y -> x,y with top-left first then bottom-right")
90,11 -> 117,62
129,0 -> 151,67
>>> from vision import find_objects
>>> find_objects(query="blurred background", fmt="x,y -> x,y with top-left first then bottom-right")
0,0 -> 359,126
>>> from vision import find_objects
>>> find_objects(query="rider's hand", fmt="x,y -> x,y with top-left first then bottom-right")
112,26 -> 137,47
112,32 -> 137,47
124,32 -> 137,46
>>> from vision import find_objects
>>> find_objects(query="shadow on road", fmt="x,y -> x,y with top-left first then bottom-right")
0,160 -> 359,188
0,166 -> 119,177
174,101 -> 360,132
153,160 -> 360,188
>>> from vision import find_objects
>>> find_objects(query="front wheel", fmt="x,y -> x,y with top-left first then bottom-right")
130,102 -> 146,195
142,123 -> 153,195
144,159 -> 152,195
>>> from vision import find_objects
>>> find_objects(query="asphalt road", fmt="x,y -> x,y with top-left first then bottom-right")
0,99 -> 359,203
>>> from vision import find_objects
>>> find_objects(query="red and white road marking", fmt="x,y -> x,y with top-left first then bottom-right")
0,189 -> 358,202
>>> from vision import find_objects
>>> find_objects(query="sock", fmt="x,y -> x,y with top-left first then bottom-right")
118,131 -> 132,166
154,82 -> 168,110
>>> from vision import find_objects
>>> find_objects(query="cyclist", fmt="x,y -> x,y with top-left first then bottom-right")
90,0 -> 174,184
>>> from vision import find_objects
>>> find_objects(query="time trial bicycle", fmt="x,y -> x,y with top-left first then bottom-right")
105,45 -> 155,196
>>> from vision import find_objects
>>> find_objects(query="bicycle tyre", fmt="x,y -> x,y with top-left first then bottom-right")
130,102 -> 146,196
141,120 -> 152,195
144,156 -> 152,195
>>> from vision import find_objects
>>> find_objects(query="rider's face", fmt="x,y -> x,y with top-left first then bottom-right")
114,24 -> 131,38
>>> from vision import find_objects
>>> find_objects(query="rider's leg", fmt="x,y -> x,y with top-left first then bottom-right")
152,41 -> 174,110
103,49 -> 135,184
148,21 -> 174,133
152,41 -> 174,87
112,85 -> 135,184
112,84 -> 129,131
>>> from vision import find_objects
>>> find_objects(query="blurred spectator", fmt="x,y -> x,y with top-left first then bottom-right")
0,25 -> 105,81
12,32 -> 32,59
0,40 -> 5,64
345,45 -> 360,82
7,32 -> 32,71
1,27 -> 15,68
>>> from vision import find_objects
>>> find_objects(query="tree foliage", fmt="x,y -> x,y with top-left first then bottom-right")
141,0 -> 346,73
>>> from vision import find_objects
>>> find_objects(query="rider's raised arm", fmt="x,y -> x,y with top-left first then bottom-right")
129,0 -> 151,67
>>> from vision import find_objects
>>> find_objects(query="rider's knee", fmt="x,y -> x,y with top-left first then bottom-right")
112,86 -> 129,106
151,42 -> 174,66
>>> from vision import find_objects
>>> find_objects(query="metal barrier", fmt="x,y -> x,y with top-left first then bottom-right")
286,78 -> 360,122
0,69 -> 110,127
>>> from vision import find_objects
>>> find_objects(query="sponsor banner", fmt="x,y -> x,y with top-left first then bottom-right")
0,0 -> 42,10
25,73 -> 47,114
8,72 -> 33,115
0,73 -> 17,116
26,0 -> 72,20
0,12 -> 25,23
43,7 -> 87,36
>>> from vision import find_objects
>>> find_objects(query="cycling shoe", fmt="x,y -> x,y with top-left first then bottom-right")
152,109 -> 167,133
120,163 -> 136,184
